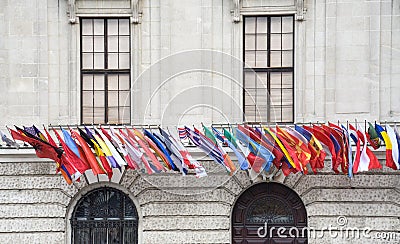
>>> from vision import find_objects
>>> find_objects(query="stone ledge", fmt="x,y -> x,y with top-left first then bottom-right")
307,202 -> 400,217
0,232 -> 65,244
0,189 -> 70,205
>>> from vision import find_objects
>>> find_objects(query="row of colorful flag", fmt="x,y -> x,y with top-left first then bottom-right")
1,122 -> 399,184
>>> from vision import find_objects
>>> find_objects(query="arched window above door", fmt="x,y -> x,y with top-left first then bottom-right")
71,187 -> 138,244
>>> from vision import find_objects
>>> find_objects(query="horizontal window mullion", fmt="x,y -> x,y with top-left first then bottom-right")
81,70 -> 130,74
243,67 -> 293,72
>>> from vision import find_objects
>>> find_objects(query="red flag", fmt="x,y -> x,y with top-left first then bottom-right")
71,130 -> 106,175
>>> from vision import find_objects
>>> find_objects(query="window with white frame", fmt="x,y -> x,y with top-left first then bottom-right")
81,18 -> 131,124
243,15 -> 294,123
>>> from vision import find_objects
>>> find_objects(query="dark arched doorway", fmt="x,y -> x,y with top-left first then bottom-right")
71,187 -> 138,244
232,182 -> 307,244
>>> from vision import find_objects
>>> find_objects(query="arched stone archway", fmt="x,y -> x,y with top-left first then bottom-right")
232,182 -> 307,244
71,186 -> 139,244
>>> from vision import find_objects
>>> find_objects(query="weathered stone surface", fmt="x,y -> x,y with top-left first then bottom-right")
308,216 -> 400,231
0,189 -> 70,205
0,232 -> 65,244
0,175 -> 63,189
142,230 -> 230,244
222,177 -> 244,196
137,188 -> 235,205
302,188 -> 400,205
0,162 -> 55,175
0,204 -> 65,218
143,216 -> 229,230
307,203 -> 400,217
119,169 -> 139,188
0,218 -> 65,232
142,202 -> 231,216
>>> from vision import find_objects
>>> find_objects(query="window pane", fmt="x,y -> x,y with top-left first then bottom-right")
245,17 -> 256,33
119,74 -> 130,90
93,19 -> 104,35
245,34 -> 255,50
82,91 -> 93,107
93,108 -> 104,124
82,53 -> 93,69
282,89 -> 293,106
119,91 -> 130,106
108,53 -> 119,69
270,106 -> 282,122
270,51 -> 282,67
119,107 -> 130,124
119,19 -> 130,35
257,17 -> 268,33
282,16 -> 293,33
119,53 -> 130,69
108,91 -> 118,107
244,72 -> 256,89
270,73 -> 281,89
245,51 -> 255,67
108,74 -> 119,90
270,88 -> 281,106
94,36 -> 104,52
93,75 -> 105,90
256,34 -> 267,50
245,94 -> 256,106
108,107 -> 119,123
82,107 -> 93,123
107,19 -> 118,35
282,72 -> 293,88
94,53 -> 104,69
282,34 -> 293,50
282,51 -> 293,67
256,72 -> 268,89
271,17 -> 281,33
82,36 -> 93,52
108,36 -> 118,52
270,34 -> 281,50
257,90 -> 268,106
82,75 -> 93,90
282,106 -> 293,122
93,91 -> 105,107
81,19 -> 93,35
119,36 -> 130,52
255,51 -> 267,68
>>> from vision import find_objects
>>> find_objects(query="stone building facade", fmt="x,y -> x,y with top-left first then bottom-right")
0,0 -> 399,243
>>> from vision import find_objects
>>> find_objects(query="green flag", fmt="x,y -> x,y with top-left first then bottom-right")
223,128 -> 238,148
203,125 -> 217,144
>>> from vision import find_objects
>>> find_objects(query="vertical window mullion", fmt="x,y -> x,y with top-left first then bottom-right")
104,19 -> 108,123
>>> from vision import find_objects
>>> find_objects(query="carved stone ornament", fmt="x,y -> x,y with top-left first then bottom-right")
232,0 -> 240,23
296,0 -> 306,21
131,0 -> 140,24
67,0 -> 141,24
67,0 -> 77,24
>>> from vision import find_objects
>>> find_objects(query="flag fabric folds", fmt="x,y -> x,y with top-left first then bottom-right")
6,121 -> 400,184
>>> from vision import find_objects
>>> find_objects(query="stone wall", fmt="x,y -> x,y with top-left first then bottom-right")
0,0 -> 399,126
0,149 -> 398,243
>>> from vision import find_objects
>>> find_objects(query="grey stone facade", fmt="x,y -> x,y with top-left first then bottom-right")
0,149 -> 398,243
0,0 -> 399,243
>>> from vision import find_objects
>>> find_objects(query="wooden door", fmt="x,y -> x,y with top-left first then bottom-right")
232,182 -> 307,244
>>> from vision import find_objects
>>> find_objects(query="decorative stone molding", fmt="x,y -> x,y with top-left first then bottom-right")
131,0 -> 140,24
232,0 -> 240,23
67,0 -> 77,24
296,0 -> 306,21
66,0 -> 140,24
